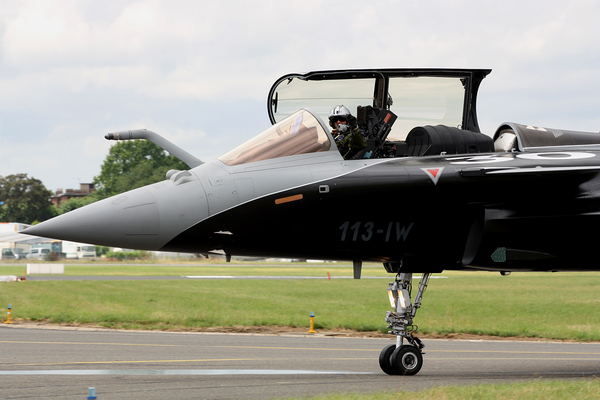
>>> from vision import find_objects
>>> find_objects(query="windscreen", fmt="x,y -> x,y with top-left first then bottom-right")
219,110 -> 331,166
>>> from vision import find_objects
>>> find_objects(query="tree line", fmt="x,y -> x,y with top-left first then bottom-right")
0,141 -> 193,224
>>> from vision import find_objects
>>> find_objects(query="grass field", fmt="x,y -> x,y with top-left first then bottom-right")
1,262 -> 600,340
284,380 -> 600,400
0,261 -> 389,277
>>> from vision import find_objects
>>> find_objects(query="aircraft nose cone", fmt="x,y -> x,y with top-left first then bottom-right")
26,186 -> 162,249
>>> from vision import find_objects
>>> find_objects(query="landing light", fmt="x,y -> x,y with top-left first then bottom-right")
388,282 -> 411,313
387,284 -> 398,308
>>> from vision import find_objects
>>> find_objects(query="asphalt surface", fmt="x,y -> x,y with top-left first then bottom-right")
1,325 -> 600,399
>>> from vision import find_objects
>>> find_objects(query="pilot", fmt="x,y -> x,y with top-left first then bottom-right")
329,105 -> 366,159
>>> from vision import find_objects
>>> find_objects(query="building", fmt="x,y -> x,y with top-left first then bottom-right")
0,222 -> 36,259
50,183 -> 95,206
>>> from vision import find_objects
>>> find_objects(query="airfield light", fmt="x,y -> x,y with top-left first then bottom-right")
4,304 -> 13,324
308,311 -> 317,334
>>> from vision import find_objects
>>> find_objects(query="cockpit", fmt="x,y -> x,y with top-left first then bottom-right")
219,69 -> 494,166
218,69 -> 600,166
264,69 -> 498,161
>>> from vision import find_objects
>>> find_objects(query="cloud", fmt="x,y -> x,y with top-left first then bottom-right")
2,0 -> 600,191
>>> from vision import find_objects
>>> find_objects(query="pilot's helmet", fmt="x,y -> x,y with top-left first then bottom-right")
328,105 -> 352,128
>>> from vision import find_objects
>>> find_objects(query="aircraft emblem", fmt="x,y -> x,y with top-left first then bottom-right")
421,167 -> 445,185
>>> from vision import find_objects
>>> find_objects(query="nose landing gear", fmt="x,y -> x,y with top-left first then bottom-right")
379,272 -> 431,375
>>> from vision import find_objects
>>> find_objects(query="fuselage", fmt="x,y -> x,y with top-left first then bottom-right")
26,127 -> 600,273
170,148 -> 600,272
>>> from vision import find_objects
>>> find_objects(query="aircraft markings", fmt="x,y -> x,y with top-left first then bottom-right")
339,221 -> 414,242
421,167 -> 445,185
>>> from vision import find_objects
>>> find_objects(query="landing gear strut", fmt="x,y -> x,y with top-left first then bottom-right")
379,272 -> 431,375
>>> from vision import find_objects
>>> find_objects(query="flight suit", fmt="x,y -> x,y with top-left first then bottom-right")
334,126 -> 367,159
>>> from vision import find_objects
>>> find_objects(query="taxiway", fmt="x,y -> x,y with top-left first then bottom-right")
1,325 -> 599,399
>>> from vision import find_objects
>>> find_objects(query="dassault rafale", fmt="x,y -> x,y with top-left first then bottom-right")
25,69 -> 600,375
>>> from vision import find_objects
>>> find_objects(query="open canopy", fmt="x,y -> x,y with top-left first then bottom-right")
268,69 -> 491,141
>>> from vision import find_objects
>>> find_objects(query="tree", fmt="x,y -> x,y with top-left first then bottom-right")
93,140 -> 192,197
56,191 -> 103,214
0,174 -> 56,224
53,140 -> 195,215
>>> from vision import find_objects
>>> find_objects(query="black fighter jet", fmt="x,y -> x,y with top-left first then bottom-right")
25,69 -> 600,375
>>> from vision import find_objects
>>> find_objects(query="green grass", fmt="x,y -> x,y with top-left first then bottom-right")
1,264 -> 600,340
0,262 -> 388,277
281,379 -> 600,400
0,279 -> 385,330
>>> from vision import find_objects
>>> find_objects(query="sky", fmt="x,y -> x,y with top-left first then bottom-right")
1,0 -> 600,192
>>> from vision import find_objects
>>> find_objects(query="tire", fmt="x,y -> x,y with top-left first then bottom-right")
391,345 -> 423,375
378,344 -> 398,375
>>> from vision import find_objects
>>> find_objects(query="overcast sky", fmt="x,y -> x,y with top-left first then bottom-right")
1,0 -> 600,192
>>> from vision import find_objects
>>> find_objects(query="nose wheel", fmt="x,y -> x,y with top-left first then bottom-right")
379,343 -> 424,376
379,272 -> 430,376
378,344 -> 398,375
391,345 -> 423,375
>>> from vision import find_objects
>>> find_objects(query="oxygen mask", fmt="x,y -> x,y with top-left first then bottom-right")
337,123 -> 349,133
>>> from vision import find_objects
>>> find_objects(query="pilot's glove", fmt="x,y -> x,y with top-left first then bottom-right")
348,115 -> 358,129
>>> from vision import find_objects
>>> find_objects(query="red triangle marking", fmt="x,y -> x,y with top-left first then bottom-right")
427,169 -> 439,178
